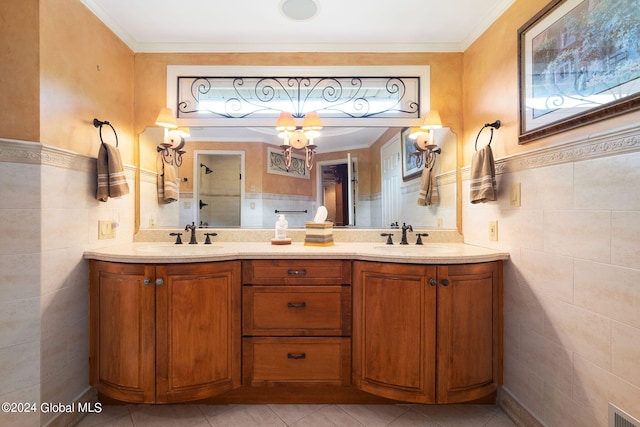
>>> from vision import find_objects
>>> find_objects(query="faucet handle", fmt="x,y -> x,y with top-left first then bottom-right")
204,232 -> 218,245
415,233 -> 429,245
169,232 -> 183,245
380,233 -> 394,245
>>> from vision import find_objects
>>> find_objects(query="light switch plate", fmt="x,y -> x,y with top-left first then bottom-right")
510,183 -> 521,207
489,221 -> 498,241
98,220 -> 115,240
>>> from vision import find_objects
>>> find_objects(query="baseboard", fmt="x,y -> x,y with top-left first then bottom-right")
44,387 -> 97,427
498,387 -> 545,427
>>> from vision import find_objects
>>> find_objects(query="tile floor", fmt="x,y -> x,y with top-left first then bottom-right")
77,403 -> 517,426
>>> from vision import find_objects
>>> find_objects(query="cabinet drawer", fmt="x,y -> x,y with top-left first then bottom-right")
243,286 -> 351,336
243,337 -> 351,386
242,260 -> 351,285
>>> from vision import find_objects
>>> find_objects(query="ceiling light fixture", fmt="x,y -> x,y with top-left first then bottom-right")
277,111 -> 322,171
280,0 -> 319,21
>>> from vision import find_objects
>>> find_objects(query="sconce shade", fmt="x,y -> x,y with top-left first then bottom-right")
276,112 -> 296,131
302,111 -> 323,135
421,110 -> 443,130
155,107 -> 178,129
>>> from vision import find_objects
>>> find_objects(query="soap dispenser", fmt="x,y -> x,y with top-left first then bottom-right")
275,214 -> 288,240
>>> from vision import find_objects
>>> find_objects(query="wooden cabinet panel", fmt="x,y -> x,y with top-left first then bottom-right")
243,337 -> 351,386
156,262 -> 241,403
90,260 -> 241,404
90,261 -> 155,403
353,261 -> 502,404
353,262 -> 437,403
436,262 -> 502,403
243,260 -> 351,285
243,286 -> 351,336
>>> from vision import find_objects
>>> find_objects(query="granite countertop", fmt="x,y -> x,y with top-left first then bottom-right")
84,241 -> 509,265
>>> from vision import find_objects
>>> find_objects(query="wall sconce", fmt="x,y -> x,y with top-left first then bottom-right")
155,107 -> 189,167
409,110 -> 443,168
277,111 -> 322,170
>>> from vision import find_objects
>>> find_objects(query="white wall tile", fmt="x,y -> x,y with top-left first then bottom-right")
574,259 -> 640,329
612,322 -> 640,389
543,210 -> 611,262
519,249 -> 574,303
574,152 -> 640,211
611,211 -> 640,269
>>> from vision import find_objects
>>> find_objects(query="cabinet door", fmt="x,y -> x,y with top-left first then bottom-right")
436,262 -> 502,403
155,262 -> 241,403
90,261 -> 156,403
353,261 -> 437,403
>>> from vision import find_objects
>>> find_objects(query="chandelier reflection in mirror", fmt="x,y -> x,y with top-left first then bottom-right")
408,110 -> 443,168
176,76 -> 420,119
276,111 -> 322,170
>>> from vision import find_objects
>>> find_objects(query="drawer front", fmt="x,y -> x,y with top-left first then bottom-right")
243,286 -> 351,336
242,260 -> 351,285
243,337 -> 351,386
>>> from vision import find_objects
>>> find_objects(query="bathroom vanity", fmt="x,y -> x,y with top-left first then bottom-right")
86,240 -> 507,405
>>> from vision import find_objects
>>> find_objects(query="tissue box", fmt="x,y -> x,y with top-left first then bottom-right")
304,221 -> 334,246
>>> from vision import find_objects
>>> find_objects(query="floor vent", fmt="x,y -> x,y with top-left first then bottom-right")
609,403 -> 640,427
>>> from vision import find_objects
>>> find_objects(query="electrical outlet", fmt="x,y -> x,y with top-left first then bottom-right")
98,220 -> 115,240
437,218 -> 443,228
489,221 -> 498,241
510,183 -> 521,207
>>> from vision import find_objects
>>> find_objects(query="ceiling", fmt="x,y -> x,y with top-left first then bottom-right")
81,0 -> 515,53
82,0 -> 514,152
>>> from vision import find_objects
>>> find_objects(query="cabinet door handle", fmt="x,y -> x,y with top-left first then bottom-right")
287,302 -> 307,309
143,278 -> 152,286
287,353 -> 306,360
287,269 -> 307,276
441,279 -> 450,286
429,278 -> 437,287
156,278 -> 164,286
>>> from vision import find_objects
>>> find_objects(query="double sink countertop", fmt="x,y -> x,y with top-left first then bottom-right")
84,228 -> 509,265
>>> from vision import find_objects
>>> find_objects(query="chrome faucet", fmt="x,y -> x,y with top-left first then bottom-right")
400,223 -> 413,245
185,222 -> 198,244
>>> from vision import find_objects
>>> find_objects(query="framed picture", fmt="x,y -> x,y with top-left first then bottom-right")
267,147 -> 310,179
401,128 -> 422,181
518,0 -> 640,143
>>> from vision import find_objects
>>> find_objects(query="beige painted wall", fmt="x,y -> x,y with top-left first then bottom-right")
0,0 -> 40,141
462,0 -> 640,165
39,0 -> 135,162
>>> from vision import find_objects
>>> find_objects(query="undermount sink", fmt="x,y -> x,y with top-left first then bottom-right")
134,244 -> 223,255
373,245 -> 458,254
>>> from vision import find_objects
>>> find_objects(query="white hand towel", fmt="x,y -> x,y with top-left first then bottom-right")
96,143 -> 129,202
417,166 -> 438,206
157,156 -> 178,203
470,145 -> 497,203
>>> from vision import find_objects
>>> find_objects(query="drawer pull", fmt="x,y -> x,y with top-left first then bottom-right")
287,269 -> 307,276
287,302 -> 307,309
287,353 -> 306,360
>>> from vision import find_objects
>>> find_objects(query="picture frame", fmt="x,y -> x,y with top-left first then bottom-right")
518,0 -> 640,143
267,147 -> 310,179
401,128 -> 423,181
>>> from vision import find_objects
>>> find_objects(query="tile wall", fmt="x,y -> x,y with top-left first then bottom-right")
0,140 -> 134,426
462,124 -> 640,426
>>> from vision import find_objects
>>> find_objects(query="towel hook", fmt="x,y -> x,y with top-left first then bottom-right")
474,120 -> 500,151
93,118 -> 119,147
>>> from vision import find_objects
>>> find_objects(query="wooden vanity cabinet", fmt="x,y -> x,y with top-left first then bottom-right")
353,261 -> 502,404
242,260 -> 352,387
89,260 -> 241,403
